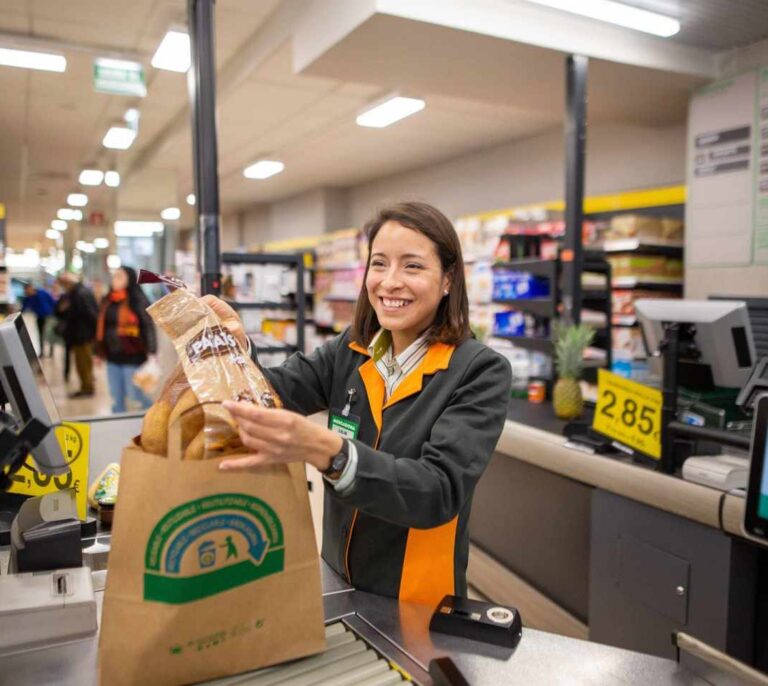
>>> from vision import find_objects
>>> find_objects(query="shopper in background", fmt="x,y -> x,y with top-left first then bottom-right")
205,201 -> 512,607
57,271 -> 99,398
96,266 -> 156,413
20,282 -> 55,357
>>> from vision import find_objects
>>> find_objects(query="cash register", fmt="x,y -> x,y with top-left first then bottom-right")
0,313 -> 97,652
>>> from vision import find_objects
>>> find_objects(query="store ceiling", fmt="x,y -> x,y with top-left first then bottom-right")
0,0 -> 764,251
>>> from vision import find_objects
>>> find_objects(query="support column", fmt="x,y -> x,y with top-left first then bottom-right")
187,0 -> 221,296
562,54 -> 588,325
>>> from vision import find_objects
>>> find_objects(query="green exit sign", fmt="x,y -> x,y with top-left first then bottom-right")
93,58 -> 146,97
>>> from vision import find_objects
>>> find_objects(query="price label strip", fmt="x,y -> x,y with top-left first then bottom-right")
6,421 -> 90,519
592,369 -> 662,460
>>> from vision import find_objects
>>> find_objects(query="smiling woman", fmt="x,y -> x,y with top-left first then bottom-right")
205,201 -> 511,607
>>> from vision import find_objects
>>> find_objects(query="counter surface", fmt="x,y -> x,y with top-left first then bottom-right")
0,560 -> 708,685
501,399 -> 748,539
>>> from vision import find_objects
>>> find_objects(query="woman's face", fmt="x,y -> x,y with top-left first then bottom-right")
111,269 -> 128,291
366,221 -> 450,346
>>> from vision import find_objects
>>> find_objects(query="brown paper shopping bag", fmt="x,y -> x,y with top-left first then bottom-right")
98,440 -> 325,686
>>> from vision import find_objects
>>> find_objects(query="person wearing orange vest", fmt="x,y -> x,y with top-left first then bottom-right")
205,202 -> 511,607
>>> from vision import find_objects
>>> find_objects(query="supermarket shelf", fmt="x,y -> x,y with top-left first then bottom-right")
595,239 -> 684,255
492,258 -> 557,278
222,252 -> 304,266
324,295 -> 358,303
314,262 -> 362,271
231,301 -> 296,311
493,335 -> 553,354
611,277 -> 683,289
583,289 -> 610,302
492,298 -> 555,317
612,315 -> 638,326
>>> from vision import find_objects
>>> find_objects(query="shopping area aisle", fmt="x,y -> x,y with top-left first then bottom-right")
39,345 -> 113,419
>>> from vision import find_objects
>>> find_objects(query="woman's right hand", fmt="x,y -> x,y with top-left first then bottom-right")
200,295 -> 248,349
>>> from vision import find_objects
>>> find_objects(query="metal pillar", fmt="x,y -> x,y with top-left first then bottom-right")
562,55 -> 588,325
187,0 -> 221,296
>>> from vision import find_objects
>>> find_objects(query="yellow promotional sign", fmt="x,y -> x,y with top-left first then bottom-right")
6,421 -> 90,519
592,369 -> 662,459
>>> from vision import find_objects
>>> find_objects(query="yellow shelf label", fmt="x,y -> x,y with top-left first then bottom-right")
592,369 -> 662,459
6,421 -> 90,519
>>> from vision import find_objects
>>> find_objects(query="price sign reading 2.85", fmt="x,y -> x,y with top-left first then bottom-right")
592,369 -> 662,460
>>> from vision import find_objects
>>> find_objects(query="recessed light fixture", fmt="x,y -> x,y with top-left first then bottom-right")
107,254 -> 121,269
45,229 -> 60,240
51,219 -> 68,231
0,47 -> 66,73
243,160 -> 284,180
356,96 -> 425,128
104,171 -> 120,187
151,30 -> 191,73
67,193 -> 88,207
114,220 -> 164,237
186,193 -> 195,205
79,169 -> 104,186
522,0 -> 680,37
94,237 -> 110,249
57,208 -> 75,221
103,125 -> 136,150
161,207 -> 181,221
72,209 -> 83,221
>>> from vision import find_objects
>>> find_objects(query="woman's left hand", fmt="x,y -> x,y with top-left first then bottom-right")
219,401 -> 343,472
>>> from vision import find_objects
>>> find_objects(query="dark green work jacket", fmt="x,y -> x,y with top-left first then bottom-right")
254,329 -> 511,606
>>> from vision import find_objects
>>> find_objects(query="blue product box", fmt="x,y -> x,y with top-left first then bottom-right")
492,270 -> 549,300
493,310 -> 526,337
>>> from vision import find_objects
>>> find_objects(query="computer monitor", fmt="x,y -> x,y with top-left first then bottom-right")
635,299 -> 755,389
745,395 -> 768,541
0,313 -> 67,475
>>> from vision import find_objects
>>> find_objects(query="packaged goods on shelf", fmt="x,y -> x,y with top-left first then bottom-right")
606,214 -> 684,241
607,255 -> 683,279
492,270 -> 550,300
612,289 -> 682,319
612,326 -> 646,361
612,358 -> 651,383
493,310 -> 549,338
467,262 -> 493,304
314,229 -> 366,268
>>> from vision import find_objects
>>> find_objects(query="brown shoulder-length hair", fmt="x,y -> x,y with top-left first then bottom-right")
352,201 -> 471,347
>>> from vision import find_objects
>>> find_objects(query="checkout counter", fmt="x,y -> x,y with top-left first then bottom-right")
468,398 -> 766,676
0,409 -> 754,686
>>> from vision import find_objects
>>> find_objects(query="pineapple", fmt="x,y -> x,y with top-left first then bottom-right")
553,322 -> 595,420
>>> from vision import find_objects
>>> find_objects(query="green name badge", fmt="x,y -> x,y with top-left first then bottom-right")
329,413 -> 360,439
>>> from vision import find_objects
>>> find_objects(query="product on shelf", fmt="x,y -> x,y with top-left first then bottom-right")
607,255 -> 683,279
612,326 -> 646,361
611,289 -> 682,319
606,214 -> 684,241
493,311 -> 549,338
492,270 -> 550,300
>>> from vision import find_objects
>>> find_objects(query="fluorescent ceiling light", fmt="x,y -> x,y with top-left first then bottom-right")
67,193 -> 88,207
161,207 -> 181,221
107,254 -> 121,269
104,171 -> 120,187
103,126 -> 136,150
75,240 -> 88,251
57,208 -> 75,221
124,108 -> 140,124
523,0 -> 680,37
93,237 -> 109,249
79,169 -> 104,186
243,160 -> 284,180
51,219 -> 67,231
45,229 -> 60,240
72,209 -> 83,221
0,47 -> 66,73
186,193 -> 195,205
151,30 -> 191,73
82,243 -> 96,253
71,253 -> 83,270
356,96 -> 425,128
114,220 -> 163,237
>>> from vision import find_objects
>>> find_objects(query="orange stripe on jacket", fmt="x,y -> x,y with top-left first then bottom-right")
399,517 -> 458,606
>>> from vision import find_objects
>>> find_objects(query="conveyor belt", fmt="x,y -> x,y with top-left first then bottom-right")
207,622 -> 407,686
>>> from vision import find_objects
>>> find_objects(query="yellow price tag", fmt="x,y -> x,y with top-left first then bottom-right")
592,369 -> 662,459
6,421 -> 90,519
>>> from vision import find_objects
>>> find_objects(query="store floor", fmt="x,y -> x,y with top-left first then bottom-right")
40,344 -> 120,420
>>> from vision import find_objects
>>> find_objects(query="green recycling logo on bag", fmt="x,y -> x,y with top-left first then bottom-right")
144,493 -> 284,604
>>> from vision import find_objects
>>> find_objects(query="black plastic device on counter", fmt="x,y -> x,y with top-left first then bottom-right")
429,595 -> 523,649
